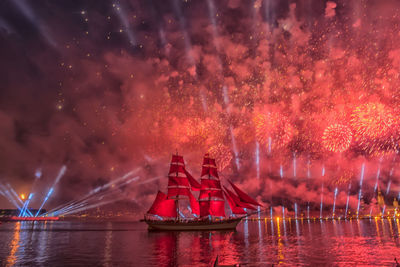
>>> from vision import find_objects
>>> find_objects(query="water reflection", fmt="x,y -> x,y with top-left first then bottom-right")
36,221 -> 50,263
243,219 -> 249,248
6,222 -> 20,267
1,219 -> 400,265
276,218 -> 284,264
152,232 -> 177,267
103,222 -> 112,267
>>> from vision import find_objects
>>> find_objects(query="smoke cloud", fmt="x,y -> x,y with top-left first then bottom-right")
0,0 -> 400,218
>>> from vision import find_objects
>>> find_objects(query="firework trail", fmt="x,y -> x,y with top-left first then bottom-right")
345,184 -> 351,219
357,162 -> 366,218
332,187 -> 338,219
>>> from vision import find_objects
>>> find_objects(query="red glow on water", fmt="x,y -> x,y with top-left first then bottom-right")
145,220 -> 400,266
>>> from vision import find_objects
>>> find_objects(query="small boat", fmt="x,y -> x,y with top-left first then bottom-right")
143,153 -> 262,231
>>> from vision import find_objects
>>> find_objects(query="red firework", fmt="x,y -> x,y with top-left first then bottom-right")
185,118 -> 209,139
208,144 -> 232,171
253,112 -> 294,150
330,170 -> 353,187
350,102 -> 399,154
321,124 -> 352,152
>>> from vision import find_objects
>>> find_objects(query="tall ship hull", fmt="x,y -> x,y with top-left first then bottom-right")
145,217 -> 242,231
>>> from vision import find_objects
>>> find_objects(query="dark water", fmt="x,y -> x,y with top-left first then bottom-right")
1,219 -> 400,266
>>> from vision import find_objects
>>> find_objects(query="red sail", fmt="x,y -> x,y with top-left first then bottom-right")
147,191 -> 177,217
167,154 -> 192,198
223,186 -> 256,210
167,187 -> 191,198
200,201 -> 210,217
199,153 -> 225,217
185,169 -> 201,191
168,163 -> 186,174
201,179 -> 221,189
167,154 -> 201,195
199,155 -> 224,202
168,176 -> 190,187
223,190 -> 246,214
201,165 -> 219,178
171,154 -> 184,164
188,192 -> 200,216
228,180 -> 262,207
209,201 -> 225,217
201,153 -> 219,178
199,190 -> 224,201
199,200 -> 225,217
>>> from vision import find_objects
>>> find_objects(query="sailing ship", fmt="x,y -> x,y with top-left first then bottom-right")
144,153 -> 262,231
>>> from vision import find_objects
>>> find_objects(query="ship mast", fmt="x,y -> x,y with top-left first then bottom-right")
208,168 -> 211,220
175,198 -> 179,221
199,153 -> 226,218
175,150 -> 180,221
166,152 -> 200,220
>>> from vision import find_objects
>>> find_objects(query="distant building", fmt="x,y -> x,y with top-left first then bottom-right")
0,209 -> 47,217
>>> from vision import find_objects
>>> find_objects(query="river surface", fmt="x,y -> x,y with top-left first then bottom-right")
1,219 -> 400,266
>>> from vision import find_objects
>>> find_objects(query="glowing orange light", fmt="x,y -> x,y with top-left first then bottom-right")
20,194 -> 25,200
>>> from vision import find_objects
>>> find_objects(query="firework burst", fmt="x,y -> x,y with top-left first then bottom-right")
208,143 -> 232,171
253,112 -> 294,151
185,118 -> 210,145
322,124 -> 353,153
330,170 -> 353,187
350,103 -> 399,154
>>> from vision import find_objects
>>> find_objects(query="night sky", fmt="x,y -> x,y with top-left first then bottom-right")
1,0 -> 400,217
